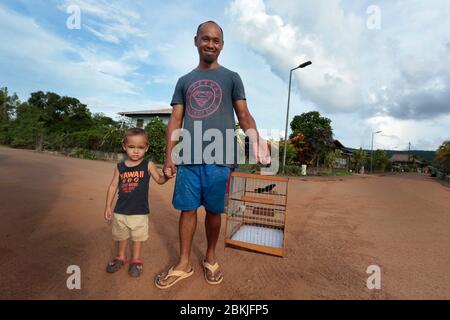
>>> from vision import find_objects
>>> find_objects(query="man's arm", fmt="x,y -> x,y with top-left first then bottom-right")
163,104 -> 184,177
233,99 -> 257,133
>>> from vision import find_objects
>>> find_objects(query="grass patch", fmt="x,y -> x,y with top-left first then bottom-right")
317,170 -> 353,177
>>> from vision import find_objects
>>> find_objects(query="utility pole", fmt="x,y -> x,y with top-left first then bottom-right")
282,61 -> 312,174
408,142 -> 411,170
370,130 -> 382,173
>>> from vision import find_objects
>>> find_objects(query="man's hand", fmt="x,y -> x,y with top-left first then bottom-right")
163,157 -> 177,178
254,138 -> 271,165
104,207 -> 112,222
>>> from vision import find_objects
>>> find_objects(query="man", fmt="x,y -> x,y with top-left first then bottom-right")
155,20 -> 268,289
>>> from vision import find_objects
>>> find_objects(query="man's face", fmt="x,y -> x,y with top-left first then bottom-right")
195,23 -> 224,64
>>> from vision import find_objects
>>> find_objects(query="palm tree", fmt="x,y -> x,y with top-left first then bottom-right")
351,148 -> 368,173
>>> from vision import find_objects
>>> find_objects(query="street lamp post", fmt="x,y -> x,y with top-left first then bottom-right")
282,61 -> 312,174
370,130 -> 382,173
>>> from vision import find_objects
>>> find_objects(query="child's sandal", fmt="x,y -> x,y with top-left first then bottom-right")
106,257 -> 127,273
129,259 -> 144,277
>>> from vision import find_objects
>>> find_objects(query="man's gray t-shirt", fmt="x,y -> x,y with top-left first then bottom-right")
170,66 -> 246,166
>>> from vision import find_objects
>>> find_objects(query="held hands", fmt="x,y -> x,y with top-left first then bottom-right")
163,158 -> 177,179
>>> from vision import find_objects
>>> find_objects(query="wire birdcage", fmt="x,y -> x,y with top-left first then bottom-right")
224,172 -> 289,257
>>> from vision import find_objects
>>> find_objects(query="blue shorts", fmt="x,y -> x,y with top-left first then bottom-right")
172,164 -> 231,214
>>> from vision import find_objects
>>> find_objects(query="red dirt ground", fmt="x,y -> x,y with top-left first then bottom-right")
1,146 -> 449,299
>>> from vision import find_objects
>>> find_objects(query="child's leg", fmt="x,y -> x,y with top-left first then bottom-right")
117,240 -> 128,260
129,241 -> 144,277
132,241 -> 142,260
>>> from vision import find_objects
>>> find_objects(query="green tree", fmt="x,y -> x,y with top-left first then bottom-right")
99,117 -> 133,153
324,149 -> 342,171
92,113 -> 115,127
435,140 -> 450,175
27,91 -> 93,149
373,149 -> 389,172
351,148 -> 368,173
9,102 -> 44,148
289,111 -> 334,167
0,87 -> 20,144
145,117 -> 167,164
28,91 -> 93,133
289,132 -> 308,164
290,111 -> 332,140
279,139 -> 296,165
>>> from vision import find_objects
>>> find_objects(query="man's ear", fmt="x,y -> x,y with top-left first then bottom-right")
194,36 -> 198,47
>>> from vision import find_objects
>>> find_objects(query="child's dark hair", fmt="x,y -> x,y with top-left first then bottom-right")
122,127 -> 149,145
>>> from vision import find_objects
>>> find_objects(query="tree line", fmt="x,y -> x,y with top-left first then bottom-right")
0,87 -> 166,163
1,86 -> 448,175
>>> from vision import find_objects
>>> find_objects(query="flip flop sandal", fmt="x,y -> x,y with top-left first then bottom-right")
106,257 -> 127,273
203,260 -> 223,285
129,259 -> 144,277
154,266 -> 194,289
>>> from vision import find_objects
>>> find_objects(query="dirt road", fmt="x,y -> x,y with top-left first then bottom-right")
1,146 -> 449,299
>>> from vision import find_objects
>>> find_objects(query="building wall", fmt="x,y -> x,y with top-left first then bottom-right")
126,115 -> 170,128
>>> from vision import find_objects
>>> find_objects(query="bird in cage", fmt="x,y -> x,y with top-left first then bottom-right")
254,183 -> 276,194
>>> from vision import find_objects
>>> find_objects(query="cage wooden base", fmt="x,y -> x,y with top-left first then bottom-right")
225,224 -> 284,256
225,239 -> 284,257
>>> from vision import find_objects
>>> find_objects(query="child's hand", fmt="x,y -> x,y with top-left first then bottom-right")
104,208 -> 112,222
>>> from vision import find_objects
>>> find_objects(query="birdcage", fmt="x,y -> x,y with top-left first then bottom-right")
224,172 -> 289,257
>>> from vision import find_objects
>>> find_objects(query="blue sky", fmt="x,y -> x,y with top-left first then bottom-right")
1,0 -> 449,150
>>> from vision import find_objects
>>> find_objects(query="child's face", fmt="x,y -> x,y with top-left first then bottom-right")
123,134 -> 149,161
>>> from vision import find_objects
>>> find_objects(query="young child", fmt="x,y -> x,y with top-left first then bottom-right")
104,127 -> 169,277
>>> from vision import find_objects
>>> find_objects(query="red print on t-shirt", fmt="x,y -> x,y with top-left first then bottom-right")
186,80 -> 222,118
120,170 -> 144,193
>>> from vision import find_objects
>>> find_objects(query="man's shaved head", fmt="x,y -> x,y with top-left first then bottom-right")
196,20 -> 224,40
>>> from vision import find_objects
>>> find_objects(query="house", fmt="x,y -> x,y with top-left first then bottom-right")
389,153 -> 424,171
333,139 -> 353,169
118,108 -> 172,128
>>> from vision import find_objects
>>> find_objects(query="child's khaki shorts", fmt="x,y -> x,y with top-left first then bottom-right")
112,213 -> 149,242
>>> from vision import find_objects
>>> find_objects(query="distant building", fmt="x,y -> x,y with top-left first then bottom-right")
333,139 -> 353,169
390,153 -> 424,171
118,108 -> 172,128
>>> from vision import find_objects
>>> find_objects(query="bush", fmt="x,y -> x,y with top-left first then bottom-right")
145,118 -> 167,164
69,147 -> 96,160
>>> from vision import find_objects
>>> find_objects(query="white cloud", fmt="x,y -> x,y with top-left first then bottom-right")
59,0 -> 146,44
0,4 -> 138,102
227,0 -> 365,113
366,115 -> 450,150
227,0 -> 450,120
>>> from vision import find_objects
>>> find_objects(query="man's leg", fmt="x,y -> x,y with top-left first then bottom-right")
204,212 -> 223,282
156,209 -> 197,286
202,165 -> 230,283
205,211 -> 221,264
